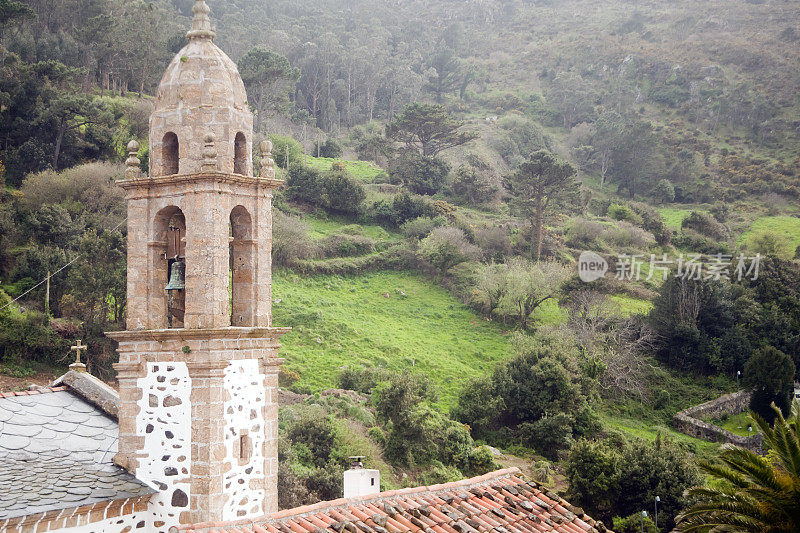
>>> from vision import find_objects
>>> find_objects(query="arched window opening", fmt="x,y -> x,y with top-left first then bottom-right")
154,206 -> 186,329
229,206 -> 253,326
163,132 -> 179,175
234,132 -> 247,175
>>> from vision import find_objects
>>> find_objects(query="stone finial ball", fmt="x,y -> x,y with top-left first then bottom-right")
260,140 -> 273,154
127,140 -> 140,153
204,133 -> 216,144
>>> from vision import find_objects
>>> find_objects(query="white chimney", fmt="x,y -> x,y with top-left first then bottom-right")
344,456 -> 380,499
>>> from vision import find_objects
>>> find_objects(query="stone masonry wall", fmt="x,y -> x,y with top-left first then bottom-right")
673,391 -> 763,454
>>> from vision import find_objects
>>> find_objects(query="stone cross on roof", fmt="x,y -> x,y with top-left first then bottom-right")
69,340 -> 88,373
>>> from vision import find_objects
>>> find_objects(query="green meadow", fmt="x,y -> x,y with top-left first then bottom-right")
272,270 -> 513,410
739,215 -> 800,259
304,156 -> 386,181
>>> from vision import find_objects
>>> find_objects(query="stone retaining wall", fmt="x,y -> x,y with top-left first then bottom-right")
672,390 -> 763,454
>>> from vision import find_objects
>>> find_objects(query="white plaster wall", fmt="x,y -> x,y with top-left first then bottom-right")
222,359 -> 266,521
136,362 -> 192,531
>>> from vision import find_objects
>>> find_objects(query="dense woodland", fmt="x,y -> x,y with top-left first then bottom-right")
1,0 -> 800,530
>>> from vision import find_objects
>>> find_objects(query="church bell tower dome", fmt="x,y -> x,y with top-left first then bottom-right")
149,0 -> 253,177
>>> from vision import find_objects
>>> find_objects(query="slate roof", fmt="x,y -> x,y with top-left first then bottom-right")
0,385 -> 155,520
176,468 -> 608,533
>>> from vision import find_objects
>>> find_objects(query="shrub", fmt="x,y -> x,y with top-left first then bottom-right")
681,211 -> 726,240
417,227 -> 481,280
400,216 -> 446,240
286,165 -> 365,216
286,164 -> 326,205
565,219 -> 607,249
431,199 -> 459,222
324,171 -> 366,215
313,138 -> 343,158
630,202 -> 671,246
672,231 -> 730,255
277,462 -> 312,509
474,226 -> 512,262
607,221 -> 655,250
745,230 -> 791,257
652,178 -> 675,204
417,462 -> 463,485
451,165 -> 497,205
710,202 -> 729,222
518,413 -> 574,459
318,234 -> 375,258
272,212 -> 315,266
279,368 -> 301,388
743,346 -> 795,423
454,332 -> 592,442
566,436 -> 700,529
337,366 -> 393,394
367,426 -> 387,447
613,513 -> 658,533
371,192 -> 435,227
607,203 -> 643,225
0,308 -> 69,367
467,446 -> 500,475
270,134 -> 304,168
390,152 -> 451,195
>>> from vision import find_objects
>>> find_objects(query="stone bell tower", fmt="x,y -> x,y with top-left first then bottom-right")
108,1 -> 288,528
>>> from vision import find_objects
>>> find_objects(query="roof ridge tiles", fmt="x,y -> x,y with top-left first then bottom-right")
0,386 -> 67,398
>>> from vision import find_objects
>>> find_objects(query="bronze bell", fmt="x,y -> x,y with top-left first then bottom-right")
165,259 -> 185,291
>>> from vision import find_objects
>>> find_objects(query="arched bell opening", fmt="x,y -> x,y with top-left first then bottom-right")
234,132 -> 247,175
162,132 -> 179,176
229,205 -> 254,326
154,206 -> 186,329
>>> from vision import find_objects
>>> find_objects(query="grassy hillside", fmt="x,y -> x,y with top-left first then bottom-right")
739,216 -> 800,259
272,270 -> 513,410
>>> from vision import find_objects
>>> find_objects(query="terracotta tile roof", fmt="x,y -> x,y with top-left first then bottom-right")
175,468 -> 610,533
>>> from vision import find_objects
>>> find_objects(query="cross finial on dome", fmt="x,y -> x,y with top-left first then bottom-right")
187,0 -> 216,41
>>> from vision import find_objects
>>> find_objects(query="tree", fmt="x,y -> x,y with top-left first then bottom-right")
675,402 -> 800,532
417,227 -> 480,280
453,331 -> 598,457
648,276 -> 740,374
503,150 -> 577,260
567,435 -> 701,529
238,48 -> 299,132
547,71 -> 596,128
0,0 -> 32,26
611,119 -> 660,198
743,346 -> 795,423
581,111 -> 625,187
475,263 -> 508,318
0,0 -> 33,60
386,103 -> 478,157
424,44 -> 461,103
390,151 -> 451,195
501,258 -> 571,329
652,178 -> 675,204
40,93 -> 109,170
63,228 -> 126,376
451,165 -> 497,205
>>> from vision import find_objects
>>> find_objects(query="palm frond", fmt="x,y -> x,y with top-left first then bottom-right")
676,405 -> 800,532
